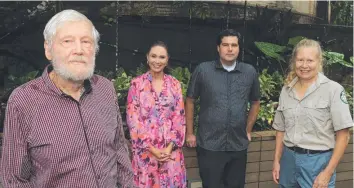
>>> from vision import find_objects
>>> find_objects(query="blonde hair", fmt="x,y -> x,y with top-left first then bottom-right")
284,39 -> 323,85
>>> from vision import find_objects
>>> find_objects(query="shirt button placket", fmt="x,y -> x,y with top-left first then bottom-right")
226,73 -> 231,150
294,103 -> 300,144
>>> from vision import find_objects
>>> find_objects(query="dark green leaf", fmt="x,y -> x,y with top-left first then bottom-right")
288,36 -> 306,46
338,60 -> 353,68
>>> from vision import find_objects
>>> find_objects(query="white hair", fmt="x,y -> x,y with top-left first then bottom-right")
43,9 -> 100,53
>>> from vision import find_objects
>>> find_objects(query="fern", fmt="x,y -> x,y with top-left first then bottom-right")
135,63 -> 148,76
170,67 -> 191,98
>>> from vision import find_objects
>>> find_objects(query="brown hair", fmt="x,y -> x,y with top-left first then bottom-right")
284,39 -> 323,85
147,41 -> 169,56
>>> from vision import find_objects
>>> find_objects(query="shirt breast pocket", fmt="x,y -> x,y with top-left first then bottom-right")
281,106 -> 296,128
303,101 -> 330,125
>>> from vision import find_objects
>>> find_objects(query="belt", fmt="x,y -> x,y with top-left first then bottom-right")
287,146 -> 333,154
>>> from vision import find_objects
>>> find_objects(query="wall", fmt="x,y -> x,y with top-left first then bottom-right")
183,130 -> 353,188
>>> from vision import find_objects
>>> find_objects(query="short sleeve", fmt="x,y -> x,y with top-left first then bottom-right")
187,65 -> 202,99
249,70 -> 261,101
272,87 -> 286,131
330,85 -> 353,131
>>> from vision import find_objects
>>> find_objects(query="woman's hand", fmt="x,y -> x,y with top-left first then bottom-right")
149,146 -> 171,162
272,161 -> 280,184
313,170 -> 332,188
160,143 -> 173,156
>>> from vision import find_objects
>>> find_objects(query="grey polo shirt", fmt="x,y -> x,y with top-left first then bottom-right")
272,73 -> 353,150
187,60 -> 260,151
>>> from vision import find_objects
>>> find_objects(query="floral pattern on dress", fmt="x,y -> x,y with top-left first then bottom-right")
127,71 -> 186,188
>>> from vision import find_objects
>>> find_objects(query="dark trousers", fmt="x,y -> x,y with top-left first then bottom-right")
197,146 -> 247,188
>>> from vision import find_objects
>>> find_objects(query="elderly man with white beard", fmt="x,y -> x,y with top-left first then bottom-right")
0,9 -> 135,188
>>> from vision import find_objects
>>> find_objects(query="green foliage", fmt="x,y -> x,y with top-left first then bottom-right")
255,100 -> 278,130
259,69 -> 278,100
191,2 -> 213,20
112,68 -> 133,114
256,36 -> 353,70
170,67 -> 191,97
8,71 -> 39,86
330,1 -> 353,26
113,67 -> 133,100
254,42 -> 286,63
131,63 -> 148,77
323,51 -> 353,68
345,87 -> 353,116
287,36 -> 306,46
256,69 -> 283,131
342,74 -> 353,116
169,66 -> 199,133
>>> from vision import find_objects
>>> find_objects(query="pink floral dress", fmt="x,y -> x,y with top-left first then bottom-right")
126,72 -> 187,188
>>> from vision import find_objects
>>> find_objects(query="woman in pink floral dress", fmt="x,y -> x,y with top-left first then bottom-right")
127,41 -> 186,188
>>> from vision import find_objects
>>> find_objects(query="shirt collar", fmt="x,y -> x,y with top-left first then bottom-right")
215,59 -> 242,72
42,64 -> 93,96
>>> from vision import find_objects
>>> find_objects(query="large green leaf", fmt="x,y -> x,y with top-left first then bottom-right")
255,42 -> 286,52
254,42 -> 286,62
323,51 -> 346,66
288,36 -> 306,46
323,51 -> 344,62
323,52 -> 353,68
338,60 -> 353,68
350,56 -> 353,64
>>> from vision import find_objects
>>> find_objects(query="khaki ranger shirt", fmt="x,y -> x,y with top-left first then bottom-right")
272,73 -> 353,150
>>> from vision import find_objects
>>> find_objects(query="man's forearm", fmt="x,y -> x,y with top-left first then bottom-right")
246,100 -> 261,133
185,97 -> 195,135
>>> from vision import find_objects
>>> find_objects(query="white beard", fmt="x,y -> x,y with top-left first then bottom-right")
52,56 -> 95,82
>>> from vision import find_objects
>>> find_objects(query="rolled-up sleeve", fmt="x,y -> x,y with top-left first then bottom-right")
272,87 -> 286,131
1,101 -> 33,188
330,85 -> 353,131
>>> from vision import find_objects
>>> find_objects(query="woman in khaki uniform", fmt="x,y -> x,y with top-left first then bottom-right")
272,39 -> 352,188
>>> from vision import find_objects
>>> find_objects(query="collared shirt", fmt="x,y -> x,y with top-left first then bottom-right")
222,61 -> 236,72
1,65 -> 135,188
187,60 -> 260,151
272,73 -> 353,150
